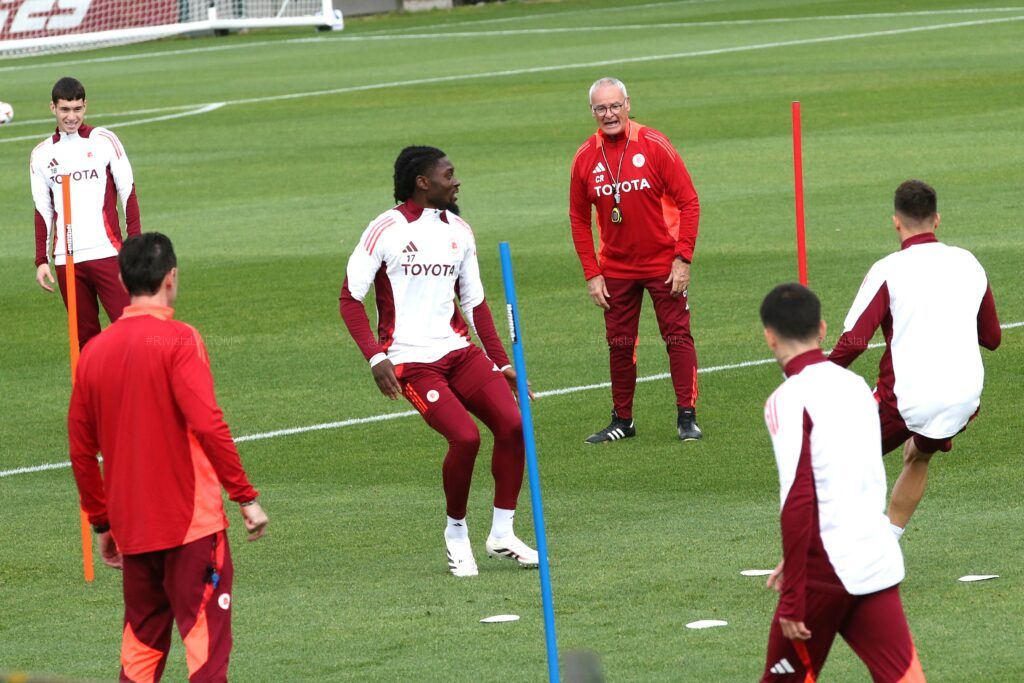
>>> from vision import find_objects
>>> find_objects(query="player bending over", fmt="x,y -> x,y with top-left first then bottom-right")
760,283 -> 924,682
340,146 -> 538,577
830,180 -> 1001,537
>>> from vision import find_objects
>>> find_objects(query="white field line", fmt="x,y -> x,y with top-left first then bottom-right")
3,104 -> 202,128
3,12 -> 1016,148
339,9 -> 1024,41
2,322 -> 1020,479
0,103 -> 225,144
362,3 -> 1021,35
0,7 -> 1019,73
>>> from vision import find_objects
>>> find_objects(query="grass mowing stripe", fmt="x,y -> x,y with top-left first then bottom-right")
4,324 -> 1017,480
5,13 -> 1020,147
2,6 -> 1019,75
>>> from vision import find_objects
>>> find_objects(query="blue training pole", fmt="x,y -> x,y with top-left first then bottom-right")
498,242 -> 560,683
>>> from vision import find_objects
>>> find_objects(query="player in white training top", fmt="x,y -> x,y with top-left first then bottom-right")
830,180 -> 1000,536
30,77 -> 142,348
760,283 -> 924,683
340,146 -> 537,577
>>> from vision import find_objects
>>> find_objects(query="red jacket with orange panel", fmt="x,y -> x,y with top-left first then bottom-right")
68,305 -> 258,555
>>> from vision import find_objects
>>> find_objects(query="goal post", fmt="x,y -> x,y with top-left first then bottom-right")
0,0 -> 343,58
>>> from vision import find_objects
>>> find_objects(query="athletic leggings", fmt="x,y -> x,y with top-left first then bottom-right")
397,345 -> 525,519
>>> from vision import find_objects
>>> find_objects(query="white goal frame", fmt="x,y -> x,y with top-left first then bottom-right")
0,1 -> 342,57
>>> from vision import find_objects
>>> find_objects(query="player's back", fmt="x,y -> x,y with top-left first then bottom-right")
768,354 -> 904,595
75,306 -> 227,554
881,239 -> 988,435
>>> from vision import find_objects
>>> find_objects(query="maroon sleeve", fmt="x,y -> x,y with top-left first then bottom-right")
470,299 -> 511,368
829,282 -> 889,368
778,410 -> 815,622
977,285 -> 1001,350
68,360 -> 108,527
569,149 -> 602,281
124,186 -> 141,236
340,276 -> 385,362
171,328 -> 258,503
34,211 -> 50,267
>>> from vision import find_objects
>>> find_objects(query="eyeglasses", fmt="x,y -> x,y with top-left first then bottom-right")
591,102 -> 625,116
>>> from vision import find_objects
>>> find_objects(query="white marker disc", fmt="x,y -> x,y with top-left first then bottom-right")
740,569 -> 773,577
480,614 -> 520,623
958,574 -> 999,582
686,619 -> 728,629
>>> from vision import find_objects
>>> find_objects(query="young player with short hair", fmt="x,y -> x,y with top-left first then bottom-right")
759,283 -> 924,683
69,233 -> 268,682
340,146 -> 537,577
30,76 -> 142,348
830,180 -> 1001,536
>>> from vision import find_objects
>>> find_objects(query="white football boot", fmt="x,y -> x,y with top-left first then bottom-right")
485,534 -> 539,568
445,535 -> 478,577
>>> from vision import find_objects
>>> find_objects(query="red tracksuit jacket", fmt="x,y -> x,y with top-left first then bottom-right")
68,304 -> 258,555
570,120 -> 700,280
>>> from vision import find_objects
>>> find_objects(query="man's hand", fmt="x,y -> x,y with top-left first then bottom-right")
665,258 -> 690,298
371,359 -> 402,400
36,263 -> 55,292
779,617 -> 812,641
766,559 -> 784,592
240,502 -> 269,541
586,274 -> 611,310
502,366 -> 534,401
97,530 -> 122,570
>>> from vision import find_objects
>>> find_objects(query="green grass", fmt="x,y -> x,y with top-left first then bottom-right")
1,0 -> 1023,680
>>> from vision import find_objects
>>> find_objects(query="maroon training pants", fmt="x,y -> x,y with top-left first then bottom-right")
603,274 -> 698,418
396,345 -> 525,520
55,255 -> 129,349
120,531 -> 234,683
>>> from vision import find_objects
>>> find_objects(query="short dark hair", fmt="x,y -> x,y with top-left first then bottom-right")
760,283 -> 821,341
119,233 -> 177,296
894,179 -> 937,222
52,77 -> 86,103
393,146 -> 446,203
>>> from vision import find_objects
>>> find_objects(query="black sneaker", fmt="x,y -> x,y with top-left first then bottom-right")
584,411 -> 636,444
677,407 -> 703,441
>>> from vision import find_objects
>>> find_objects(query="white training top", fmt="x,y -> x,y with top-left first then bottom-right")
842,239 -> 989,438
345,205 -> 488,367
765,353 -> 904,596
30,125 -> 136,266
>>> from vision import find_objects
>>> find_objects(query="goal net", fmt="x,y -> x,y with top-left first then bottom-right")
0,0 -> 342,58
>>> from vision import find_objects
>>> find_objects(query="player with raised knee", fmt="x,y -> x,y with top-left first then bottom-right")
340,146 -> 537,577
760,283 -> 924,683
830,180 -> 1001,537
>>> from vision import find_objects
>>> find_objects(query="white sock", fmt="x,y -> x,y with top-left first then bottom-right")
445,516 -> 468,541
490,507 -> 515,540
890,523 -> 905,540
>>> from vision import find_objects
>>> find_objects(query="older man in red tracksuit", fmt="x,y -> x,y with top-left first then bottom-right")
570,77 -> 701,444
69,232 -> 268,682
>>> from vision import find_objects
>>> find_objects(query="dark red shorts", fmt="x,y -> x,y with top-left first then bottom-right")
395,345 -> 506,419
877,398 -> 963,455
762,585 -> 924,682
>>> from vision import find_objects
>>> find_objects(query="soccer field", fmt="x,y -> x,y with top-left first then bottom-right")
2,0 -> 1023,680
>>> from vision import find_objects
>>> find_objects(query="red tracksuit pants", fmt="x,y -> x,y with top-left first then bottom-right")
761,585 -> 925,682
396,345 -> 525,520
56,255 -> 130,349
120,531 -> 234,683
603,275 -> 698,418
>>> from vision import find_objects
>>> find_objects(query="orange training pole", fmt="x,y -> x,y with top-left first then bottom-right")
791,101 -> 808,286
62,174 -> 94,583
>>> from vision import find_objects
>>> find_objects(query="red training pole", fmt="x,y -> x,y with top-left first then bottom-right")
62,174 -> 95,583
791,101 -> 808,286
